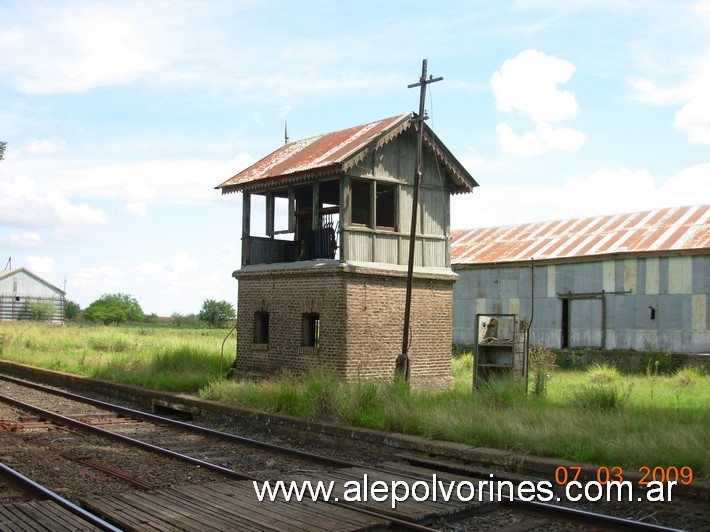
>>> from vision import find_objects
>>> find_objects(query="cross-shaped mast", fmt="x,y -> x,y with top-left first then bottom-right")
397,59 -> 443,381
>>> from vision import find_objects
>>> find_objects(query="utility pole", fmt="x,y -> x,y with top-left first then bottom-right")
396,59 -> 443,381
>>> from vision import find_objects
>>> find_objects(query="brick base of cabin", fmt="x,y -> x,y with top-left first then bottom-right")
230,261 -> 456,389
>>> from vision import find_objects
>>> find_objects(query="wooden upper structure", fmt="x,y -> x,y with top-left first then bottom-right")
217,113 -> 478,268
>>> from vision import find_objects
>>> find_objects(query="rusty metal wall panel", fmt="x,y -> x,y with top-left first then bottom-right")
453,255 -> 710,352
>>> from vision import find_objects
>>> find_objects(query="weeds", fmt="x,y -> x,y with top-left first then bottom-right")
674,366 -> 703,388
1,322 -> 708,476
480,374 -> 526,408
573,363 -> 631,412
644,350 -> 672,375
529,344 -> 556,397
587,363 -> 621,384
572,382 -> 633,412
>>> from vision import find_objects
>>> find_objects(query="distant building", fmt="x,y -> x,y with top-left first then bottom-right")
451,205 -> 709,353
0,268 -> 66,324
217,113 -> 478,388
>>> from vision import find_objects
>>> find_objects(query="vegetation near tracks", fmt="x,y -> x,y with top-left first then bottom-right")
0,322 -> 228,390
1,322 -> 707,477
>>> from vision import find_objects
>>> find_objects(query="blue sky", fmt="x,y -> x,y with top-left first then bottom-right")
1,0 -> 708,316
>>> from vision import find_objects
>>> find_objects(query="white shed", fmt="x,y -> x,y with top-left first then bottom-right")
0,268 -> 66,324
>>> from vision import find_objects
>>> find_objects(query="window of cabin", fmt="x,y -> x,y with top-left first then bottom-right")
350,180 -> 371,226
273,194 -> 291,234
376,183 -> 396,229
254,311 -> 269,344
302,313 -> 320,348
249,194 -> 267,237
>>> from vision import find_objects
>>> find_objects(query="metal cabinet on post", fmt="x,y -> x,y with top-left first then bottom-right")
473,313 -> 526,389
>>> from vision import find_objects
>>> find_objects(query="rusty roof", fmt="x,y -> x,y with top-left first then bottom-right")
451,205 -> 710,265
216,113 -> 477,194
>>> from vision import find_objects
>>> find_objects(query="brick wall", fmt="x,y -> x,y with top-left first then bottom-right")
231,262 -> 455,389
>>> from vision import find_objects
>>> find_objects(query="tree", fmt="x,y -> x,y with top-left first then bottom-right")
84,293 -> 145,325
25,300 -> 57,322
0,140 -> 6,162
198,299 -> 236,327
65,300 -> 82,321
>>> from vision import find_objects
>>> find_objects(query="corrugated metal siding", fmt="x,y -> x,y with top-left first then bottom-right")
451,205 -> 709,265
0,269 -> 65,324
452,255 -> 710,352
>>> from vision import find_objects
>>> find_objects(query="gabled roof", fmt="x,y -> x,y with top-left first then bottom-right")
216,113 -> 478,194
0,267 -> 66,295
451,205 -> 710,265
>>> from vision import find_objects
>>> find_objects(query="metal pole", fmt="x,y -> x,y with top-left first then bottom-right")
396,59 -> 442,381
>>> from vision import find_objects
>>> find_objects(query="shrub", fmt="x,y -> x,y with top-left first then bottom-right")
529,344 -> 556,397
25,300 -> 57,322
674,366 -> 703,388
573,382 -> 632,412
586,363 -> 621,384
643,351 -> 672,375
480,374 -> 526,408
65,300 -> 82,321
198,299 -> 236,328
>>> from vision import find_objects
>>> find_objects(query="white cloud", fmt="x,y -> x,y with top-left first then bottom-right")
27,255 -> 55,274
167,251 -> 198,273
25,137 -> 67,154
3,232 -> 42,248
491,49 -> 586,156
122,202 -> 148,217
491,49 -> 579,122
65,155 -> 255,205
627,1 -> 710,148
673,92 -> 710,145
631,66 -> 710,145
496,122 -> 587,157
0,175 -> 107,229
2,4 -> 161,94
72,266 -> 124,292
135,251 -> 198,278
659,163 -> 710,206
452,165 -> 707,229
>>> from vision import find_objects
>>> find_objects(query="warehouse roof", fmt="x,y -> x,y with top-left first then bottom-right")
451,204 -> 710,265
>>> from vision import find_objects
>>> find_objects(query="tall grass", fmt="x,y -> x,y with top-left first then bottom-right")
2,322 -> 708,476
0,322 -> 227,391
201,363 -> 709,476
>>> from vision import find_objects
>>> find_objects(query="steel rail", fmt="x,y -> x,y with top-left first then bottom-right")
0,374 -> 355,468
0,462 -> 122,532
0,392 -> 256,481
0,374 -> 687,531
0,378 -> 438,532
500,498 -> 684,532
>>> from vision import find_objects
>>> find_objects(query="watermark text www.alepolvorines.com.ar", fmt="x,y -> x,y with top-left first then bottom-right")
253,473 -> 679,509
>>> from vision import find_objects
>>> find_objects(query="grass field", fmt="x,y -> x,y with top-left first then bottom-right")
1,322 -> 707,477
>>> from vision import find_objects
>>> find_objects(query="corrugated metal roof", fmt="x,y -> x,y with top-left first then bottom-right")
451,205 -> 710,265
216,113 -> 478,194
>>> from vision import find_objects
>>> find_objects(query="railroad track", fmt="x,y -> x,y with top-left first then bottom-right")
0,373 -> 700,531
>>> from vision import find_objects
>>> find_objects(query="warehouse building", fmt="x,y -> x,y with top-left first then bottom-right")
451,205 -> 709,353
0,267 -> 66,324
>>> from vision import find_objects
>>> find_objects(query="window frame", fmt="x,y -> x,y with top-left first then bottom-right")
253,311 -> 270,344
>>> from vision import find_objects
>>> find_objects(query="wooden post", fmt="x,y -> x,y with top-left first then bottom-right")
397,59 -> 443,381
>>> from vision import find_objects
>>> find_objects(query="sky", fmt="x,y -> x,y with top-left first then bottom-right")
1,0 -> 709,317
